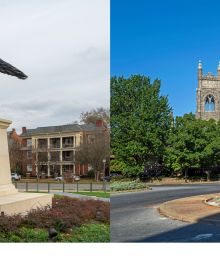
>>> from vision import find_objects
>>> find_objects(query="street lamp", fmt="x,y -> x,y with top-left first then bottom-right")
103,159 -> 106,192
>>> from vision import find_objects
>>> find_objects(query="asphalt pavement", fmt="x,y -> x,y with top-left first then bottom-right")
111,184 -> 220,242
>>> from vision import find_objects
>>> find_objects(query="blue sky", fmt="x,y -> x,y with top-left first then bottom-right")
111,0 -> 220,116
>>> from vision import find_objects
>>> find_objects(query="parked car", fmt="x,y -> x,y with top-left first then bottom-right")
55,176 -> 64,181
73,175 -> 80,181
101,175 -> 111,182
11,173 -> 21,181
110,173 -> 120,178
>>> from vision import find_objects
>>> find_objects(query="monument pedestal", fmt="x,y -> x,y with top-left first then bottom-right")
0,118 -> 53,215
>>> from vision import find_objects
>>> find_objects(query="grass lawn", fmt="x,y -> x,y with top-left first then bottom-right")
0,223 -> 109,243
71,191 -> 110,198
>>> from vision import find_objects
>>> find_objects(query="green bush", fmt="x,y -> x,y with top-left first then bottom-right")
87,169 -> 95,178
110,181 -> 149,192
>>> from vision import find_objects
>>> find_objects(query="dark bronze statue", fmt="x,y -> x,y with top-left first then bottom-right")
0,58 -> 27,79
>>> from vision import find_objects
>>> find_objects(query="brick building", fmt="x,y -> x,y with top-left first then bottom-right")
19,121 -> 107,178
196,61 -> 220,121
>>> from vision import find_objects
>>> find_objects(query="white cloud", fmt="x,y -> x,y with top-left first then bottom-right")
0,0 -> 109,132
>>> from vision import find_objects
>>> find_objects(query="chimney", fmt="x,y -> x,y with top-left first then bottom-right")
96,119 -> 103,127
22,127 -> 27,133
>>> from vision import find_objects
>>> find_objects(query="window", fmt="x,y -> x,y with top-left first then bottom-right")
88,135 -> 95,144
205,95 -> 215,112
27,151 -> 32,159
27,139 -> 32,148
27,164 -> 32,172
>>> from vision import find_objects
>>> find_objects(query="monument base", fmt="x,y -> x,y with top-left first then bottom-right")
0,184 -> 18,196
0,192 -> 53,216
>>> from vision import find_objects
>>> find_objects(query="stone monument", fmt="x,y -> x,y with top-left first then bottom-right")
0,58 -> 52,215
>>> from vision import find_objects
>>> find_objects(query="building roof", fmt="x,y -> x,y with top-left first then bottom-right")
20,123 -> 100,137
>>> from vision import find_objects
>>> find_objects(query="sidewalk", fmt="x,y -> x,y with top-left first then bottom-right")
159,193 -> 220,224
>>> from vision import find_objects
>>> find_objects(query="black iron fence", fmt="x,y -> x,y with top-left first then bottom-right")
14,181 -> 109,193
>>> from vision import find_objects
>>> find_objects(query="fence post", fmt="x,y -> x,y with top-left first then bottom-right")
26,182 -> 28,192
48,182 -> 50,193
77,182 -> 79,192
37,178 -> 39,192
63,182 -> 65,193
90,182 -> 92,192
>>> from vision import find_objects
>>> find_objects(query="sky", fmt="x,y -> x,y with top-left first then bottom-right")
0,0 -> 109,132
111,0 -> 220,117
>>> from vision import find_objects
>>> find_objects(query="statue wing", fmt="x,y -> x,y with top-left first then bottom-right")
0,58 -> 28,79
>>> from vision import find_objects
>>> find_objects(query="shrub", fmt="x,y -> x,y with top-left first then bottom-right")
0,197 -> 110,235
110,181 -> 149,192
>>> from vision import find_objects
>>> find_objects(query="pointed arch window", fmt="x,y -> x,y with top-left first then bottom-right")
205,95 -> 215,112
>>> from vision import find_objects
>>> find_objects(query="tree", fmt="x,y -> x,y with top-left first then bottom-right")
75,129 -> 110,181
80,107 -> 110,126
111,75 -> 172,177
8,139 -> 24,174
165,113 -> 219,180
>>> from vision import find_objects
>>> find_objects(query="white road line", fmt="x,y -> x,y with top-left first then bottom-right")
191,234 -> 213,241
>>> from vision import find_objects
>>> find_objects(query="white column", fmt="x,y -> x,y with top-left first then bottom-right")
0,119 -> 17,195
47,138 -> 50,177
60,151 -> 62,175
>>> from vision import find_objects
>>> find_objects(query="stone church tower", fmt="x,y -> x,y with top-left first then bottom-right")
196,61 -> 220,121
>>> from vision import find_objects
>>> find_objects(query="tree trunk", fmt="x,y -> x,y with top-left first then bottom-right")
184,168 -> 188,182
207,170 -> 211,181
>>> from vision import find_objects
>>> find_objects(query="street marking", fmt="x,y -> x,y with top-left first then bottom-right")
191,234 -> 213,241
160,217 -> 168,220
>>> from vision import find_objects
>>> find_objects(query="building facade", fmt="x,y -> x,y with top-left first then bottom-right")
196,61 -> 220,121
19,121 -> 106,178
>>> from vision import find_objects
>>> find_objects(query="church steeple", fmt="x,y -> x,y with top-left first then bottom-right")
198,60 -> 202,88
196,61 -> 220,121
217,61 -> 220,77
198,60 -> 202,78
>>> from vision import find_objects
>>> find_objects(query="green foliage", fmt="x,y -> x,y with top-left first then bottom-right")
110,159 -> 126,173
110,181 -> 149,191
0,224 -> 110,243
87,169 -> 95,178
165,113 -> 220,176
111,75 -> 172,177
61,223 -> 110,243
0,228 -> 48,242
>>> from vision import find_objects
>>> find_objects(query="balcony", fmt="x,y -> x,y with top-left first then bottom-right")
62,137 -> 74,148
50,151 -> 60,162
62,151 -> 74,162
50,138 -> 60,149
37,139 -> 48,150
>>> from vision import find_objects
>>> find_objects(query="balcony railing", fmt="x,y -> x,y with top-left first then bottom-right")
62,143 -> 73,148
37,144 -> 48,149
62,157 -> 74,162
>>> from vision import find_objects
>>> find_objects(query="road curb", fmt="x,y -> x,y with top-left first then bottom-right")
158,193 -> 220,225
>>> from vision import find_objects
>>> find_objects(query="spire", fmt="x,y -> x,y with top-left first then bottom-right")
218,61 -> 220,77
198,60 -> 202,82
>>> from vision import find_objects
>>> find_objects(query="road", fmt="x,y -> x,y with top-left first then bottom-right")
111,184 -> 220,242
